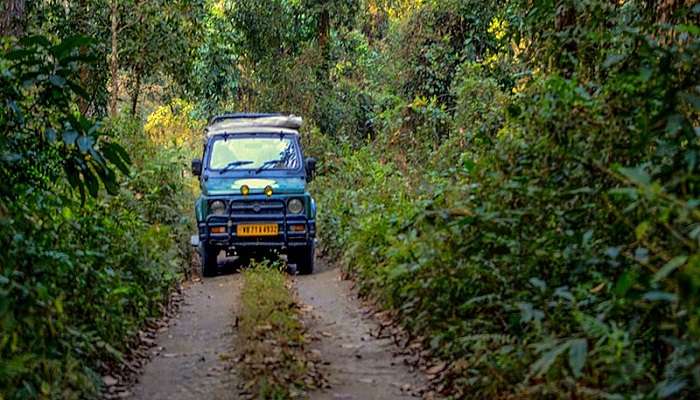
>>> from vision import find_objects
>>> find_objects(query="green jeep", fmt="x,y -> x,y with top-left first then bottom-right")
190,113 -> 317,276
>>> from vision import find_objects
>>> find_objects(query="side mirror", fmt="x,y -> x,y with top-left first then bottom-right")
304,157 -> 317,182
191,158 -> 202,176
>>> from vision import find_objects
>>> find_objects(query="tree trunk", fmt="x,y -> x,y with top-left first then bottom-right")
109,0 -> 119,117
0,0 -> 26,37
318,7 -> 330,52
317,5 -> 330,79
130,66 -> 142,116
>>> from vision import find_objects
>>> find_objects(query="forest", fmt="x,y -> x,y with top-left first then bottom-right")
1,0 -> 699,399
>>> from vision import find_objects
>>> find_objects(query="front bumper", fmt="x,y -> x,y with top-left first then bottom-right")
197,200 -> 315,250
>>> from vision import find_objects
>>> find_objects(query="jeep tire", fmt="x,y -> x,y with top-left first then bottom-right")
199,244 -> 218,277
289,243 -> 314,275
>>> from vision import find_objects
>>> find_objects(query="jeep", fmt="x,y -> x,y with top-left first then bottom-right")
191,113 -> 317,276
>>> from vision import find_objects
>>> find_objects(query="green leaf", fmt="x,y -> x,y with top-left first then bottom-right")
665,114 -> 684,135
602,54 -> 625,69
102,143 -> 131,175
83,166 -> 99,198
51,35 -> 93,60
67,80 -> 90,99
653,256 -> 687,283
555,287 -> 574,302
614,269 -> 638,297
578,314 -> 609,338
95,165 -> 119,196
62,130 -> 78,146
529,277 -> 546,291
112,142 -> 132,165
657,379 -> 686,398
8,101 -> 24,124
518,302 -> 534,323
608,187 -> 638,199
5,48 -> 34,60
49,74 -> 67,87
675,24 -> 700,35
642,291 -> 677,302
568,339 -> 587,378
64,162 -> 86,204
77,135 -> 94,154
19,35 -> 52,48
45,128 -> 57,142
582,229 -> 593,245
531,341 -> 570,377
618,166 -> 651,186
680,92 -> 700,111
635,221 -> 651,240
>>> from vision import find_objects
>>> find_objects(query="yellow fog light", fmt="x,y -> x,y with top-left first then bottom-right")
210,226 -> 225,234
240,185 -> 250,196
264,185 -> 273,197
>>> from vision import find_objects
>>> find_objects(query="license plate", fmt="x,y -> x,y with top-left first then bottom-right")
236,223 -> 278,237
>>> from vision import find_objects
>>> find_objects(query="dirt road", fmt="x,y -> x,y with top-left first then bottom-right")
295,262 -> 425,400
127,259 -> 425,399
130,273 -> 241,400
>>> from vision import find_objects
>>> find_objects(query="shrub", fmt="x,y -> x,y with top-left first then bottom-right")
0,38 -> 197,398
313,4 -> 700,398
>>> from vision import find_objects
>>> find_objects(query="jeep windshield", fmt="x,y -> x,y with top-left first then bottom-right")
208,136 -> 301,173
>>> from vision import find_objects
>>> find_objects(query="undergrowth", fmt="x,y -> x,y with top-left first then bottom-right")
305,2 -> 700,399
0,36 -> 199,399
237,263 -> 325,399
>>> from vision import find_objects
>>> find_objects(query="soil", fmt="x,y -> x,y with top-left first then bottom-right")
126,258 -> 426,400
129,271 -> 241,400
294,259 -> 425,400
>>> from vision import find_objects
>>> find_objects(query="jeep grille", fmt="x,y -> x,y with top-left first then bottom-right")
230,200 -> 285,216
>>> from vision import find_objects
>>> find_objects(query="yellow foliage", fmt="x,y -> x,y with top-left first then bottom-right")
144,99 -> 204,152
210,0 -> 226,18
488,17 -> 509,41
386,0 -> 425,21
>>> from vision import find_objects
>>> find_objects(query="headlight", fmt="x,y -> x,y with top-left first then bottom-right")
287,198 -> 304,214
209,200 -> 226,215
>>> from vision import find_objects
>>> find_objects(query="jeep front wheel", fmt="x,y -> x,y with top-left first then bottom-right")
199,244 -> 219,277
289,243 -> 314,275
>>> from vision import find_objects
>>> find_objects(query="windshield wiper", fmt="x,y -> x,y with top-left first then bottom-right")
255,158 -> 284,174
219,160 -> 253,174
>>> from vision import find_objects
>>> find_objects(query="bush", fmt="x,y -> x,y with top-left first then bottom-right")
0,38 -> 197,398
313,4 -> 700,398
0,114 -> 196,398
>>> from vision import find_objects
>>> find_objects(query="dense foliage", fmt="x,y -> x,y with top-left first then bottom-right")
225,0 -> 700,398
3,0 -> 700,399
0,32 -> 198,400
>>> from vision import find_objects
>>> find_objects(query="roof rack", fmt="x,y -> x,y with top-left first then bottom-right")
208,112 -> 283,126
206,113 -> 303,136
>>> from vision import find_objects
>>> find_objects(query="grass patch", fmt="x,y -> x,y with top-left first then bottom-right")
237,263 -> 325,399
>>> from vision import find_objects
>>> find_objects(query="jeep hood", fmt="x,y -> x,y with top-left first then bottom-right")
203,176 -> 307,196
